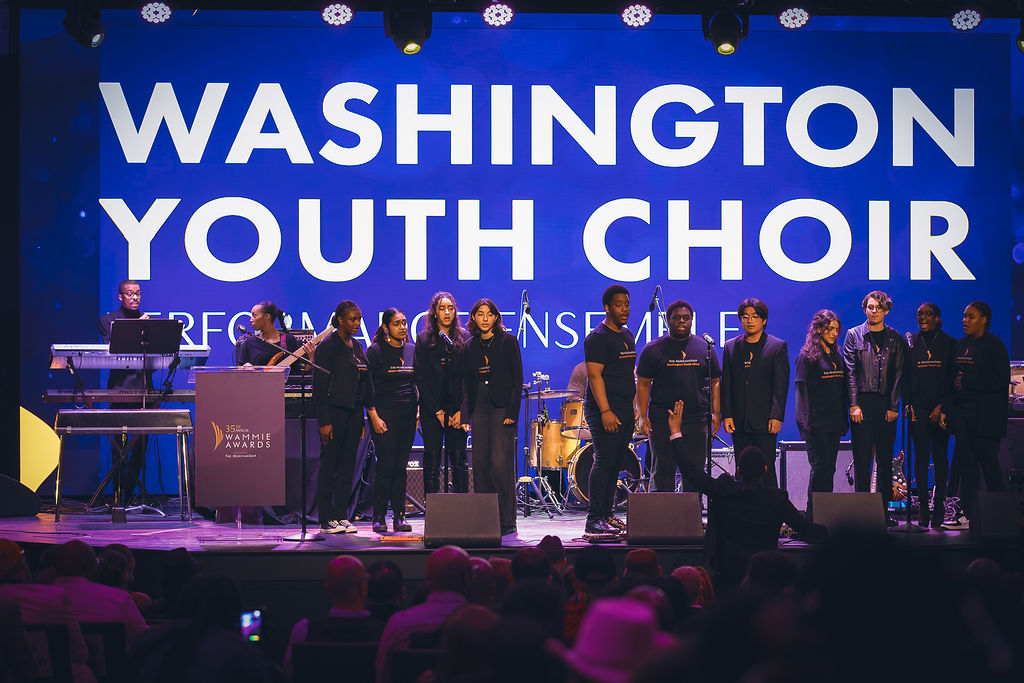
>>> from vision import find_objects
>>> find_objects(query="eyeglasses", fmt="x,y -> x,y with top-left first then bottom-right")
740,315 -> 762,322
917,311 -> 936,318
120,291 -> 142,299
865,305 -> 884,311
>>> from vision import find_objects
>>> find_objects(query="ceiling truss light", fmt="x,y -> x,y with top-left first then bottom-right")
482,2 -> 515,27
321,3 -> 355,26
621,4 -> 653,28
384,2 -> 432,55
703,9 -> 748,55
138,1 -> 172,25
950,8 -> 983,32
777,6 -> 810,30
63,3 -> 105,48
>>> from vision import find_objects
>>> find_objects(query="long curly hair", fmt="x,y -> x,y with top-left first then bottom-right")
421,291 -> 467,347
801,309 -> 841,362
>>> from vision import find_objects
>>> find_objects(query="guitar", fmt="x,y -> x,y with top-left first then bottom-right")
268,325 -> 335,367
869,449 -> 908,501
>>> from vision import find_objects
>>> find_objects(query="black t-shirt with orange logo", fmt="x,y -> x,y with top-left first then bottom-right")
637,334 -> 721,424
795,345 -> 848,433
367,341 -> 417,406
584,323 -> 637,416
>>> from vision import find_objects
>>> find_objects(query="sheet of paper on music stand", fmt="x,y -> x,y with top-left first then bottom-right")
108,318 -> 184,355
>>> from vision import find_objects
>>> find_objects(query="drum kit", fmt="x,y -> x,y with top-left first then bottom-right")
519,376 -> 647,513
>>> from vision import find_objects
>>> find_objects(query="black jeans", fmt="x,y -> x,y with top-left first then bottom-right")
584,405 -> 634,523
471,386 -> 517,530
420,409 -> 469,493
909,414 -> 950,510
800,428 -> 842,517
649,414 -> 708,493
850,393 -> 897,506
316,405 -> 364,522
370,402 -> 417,520
731,431 -> 779,488
952,405 -> 1006,518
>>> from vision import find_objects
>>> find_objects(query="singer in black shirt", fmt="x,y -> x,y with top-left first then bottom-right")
366,308 -> 418,534
794,310 -> 848,517
414,291 -> 470,494
637,299 -> 721,493
942,301 -> 1009,528
904,303 -> 955,528
583,285 -> 637,535
313,300 -> 374,534
464,299 -> 524,536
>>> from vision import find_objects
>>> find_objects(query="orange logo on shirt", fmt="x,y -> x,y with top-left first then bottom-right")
623,341 -> 629,350
926,350 -> 932,360
483,355 -> 489,366
680,350 -> 687,360
748,352 -> 754,362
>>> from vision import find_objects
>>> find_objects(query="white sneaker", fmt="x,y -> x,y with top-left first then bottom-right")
336,519 -> 358,533
321,520 -> 344,534
941,515 -> 970,530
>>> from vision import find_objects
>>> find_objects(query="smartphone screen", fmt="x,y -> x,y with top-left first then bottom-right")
240,609 -> 262,642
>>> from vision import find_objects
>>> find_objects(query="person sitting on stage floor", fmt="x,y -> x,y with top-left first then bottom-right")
376,545 -> 472,683
668,401 -> 827,593
366,560 -> 405,624
283,555 -> 385,675
0,539 -> 97,683
53,540 -> 148,641
235,301 -> 314,367
98,279 -> 152,503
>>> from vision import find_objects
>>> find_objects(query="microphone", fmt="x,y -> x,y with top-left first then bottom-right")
702,333 -> 716,346
522,289 -> 531,315
236,324 -> 250,336
648,284 -> 661,312
439,331 -> 454,347
905,332 -> 914,348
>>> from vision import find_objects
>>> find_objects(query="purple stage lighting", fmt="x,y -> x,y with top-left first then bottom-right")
321,3 -> 355,27
621,4 -> 653,28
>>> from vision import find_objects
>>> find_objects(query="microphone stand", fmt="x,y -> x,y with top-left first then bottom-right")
891,397 -> 927,534
651,286 -> 668,338
255,336 -> 332,543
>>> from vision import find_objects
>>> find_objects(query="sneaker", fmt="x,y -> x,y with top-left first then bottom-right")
372,518 -> 388,534
320,520 -> 343,534
606,515 -> 626,531
336,519 -> 358,534
941,515 -> 970,530
393,516 -> 412,533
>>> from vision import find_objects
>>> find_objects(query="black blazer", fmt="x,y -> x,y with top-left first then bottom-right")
721,333 -> 790,432
675,438 -> 826,585
463,331 -> 524,423
312,333 -> 374,423
414,329 -> 468,417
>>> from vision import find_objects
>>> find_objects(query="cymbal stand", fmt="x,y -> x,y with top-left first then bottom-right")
515,378 -> 559,518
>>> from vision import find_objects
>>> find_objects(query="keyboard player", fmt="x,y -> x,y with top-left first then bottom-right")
98,280 -> 152,503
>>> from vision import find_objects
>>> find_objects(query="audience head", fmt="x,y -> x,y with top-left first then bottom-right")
737,446 -> 768,484
159,548 -> 202,612
468,556 -> 497,605
511,547 -> 555,583
489,557 -> 512,599
426,545 -> 472,595
491,616 -> 564,683
437,605 -> 499,680
537,535 -> 567,571
500,578 -> 566,640
625,585 -> 674,632
965,557 -> 1003,591
180,574 -> 244,631
54,540 -> 98,580
743,550 -> 798,597
0,539 -> 28,583
572,545 -> 617,594
325,555 -> 367,608
624,549 -> 662,579
671,566 -> 703,607
97,548 -> 132,590
366,560 -> 404,605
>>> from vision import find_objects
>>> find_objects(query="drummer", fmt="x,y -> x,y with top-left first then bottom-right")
637,299 -> 721,493
567,361 -> 588,398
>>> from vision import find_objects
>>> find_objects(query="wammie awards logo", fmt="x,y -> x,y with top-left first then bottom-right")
210,421 -> 272,459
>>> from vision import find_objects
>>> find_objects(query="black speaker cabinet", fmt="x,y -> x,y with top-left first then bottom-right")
424,493 -> 500,548
971,492 -> 1020,543
0,474 -> 42,517
626,493 -> 704,545
811,492 -> 886,534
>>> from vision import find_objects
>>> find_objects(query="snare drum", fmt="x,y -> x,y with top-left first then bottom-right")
566,442 -> 642,509
529,419 -> 567,469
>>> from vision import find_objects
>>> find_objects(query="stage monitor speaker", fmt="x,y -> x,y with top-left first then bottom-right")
781,443 -> 855,511
424,493 -> 500,548
626,493 -> 704,545
811,492 -> 886,534
0,474 -> 42,517
971,492 -> 1020,543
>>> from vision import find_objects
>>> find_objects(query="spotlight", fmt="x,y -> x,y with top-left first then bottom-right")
138,1 -> 172,25
482,2 -> 515,27
950,8 -> 983,32
777,7 -> 810,30
384,2 -> 432,55
621,4 -> 653,28
1018,19 -> 1024,54
703,10 -> 747,55
321,3 -> 355,26
63,3 -> 105,48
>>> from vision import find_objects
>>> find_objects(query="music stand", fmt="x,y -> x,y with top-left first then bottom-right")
109,318 -> 184,407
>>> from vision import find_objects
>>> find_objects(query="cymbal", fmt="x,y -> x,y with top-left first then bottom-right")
527,388 -> 577,400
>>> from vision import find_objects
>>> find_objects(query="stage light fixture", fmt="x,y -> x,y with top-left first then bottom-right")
621,4 -> 653,28
1017,18 -> 1024,53
482,2 -> 515,27
321,3 -> 355,26
777,6 -> 810,30
703,10 -> 747,55
950,8 -> 983,32
138,1 -> 172,25
63,4 -> 105,48
384,2 -> 432,55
